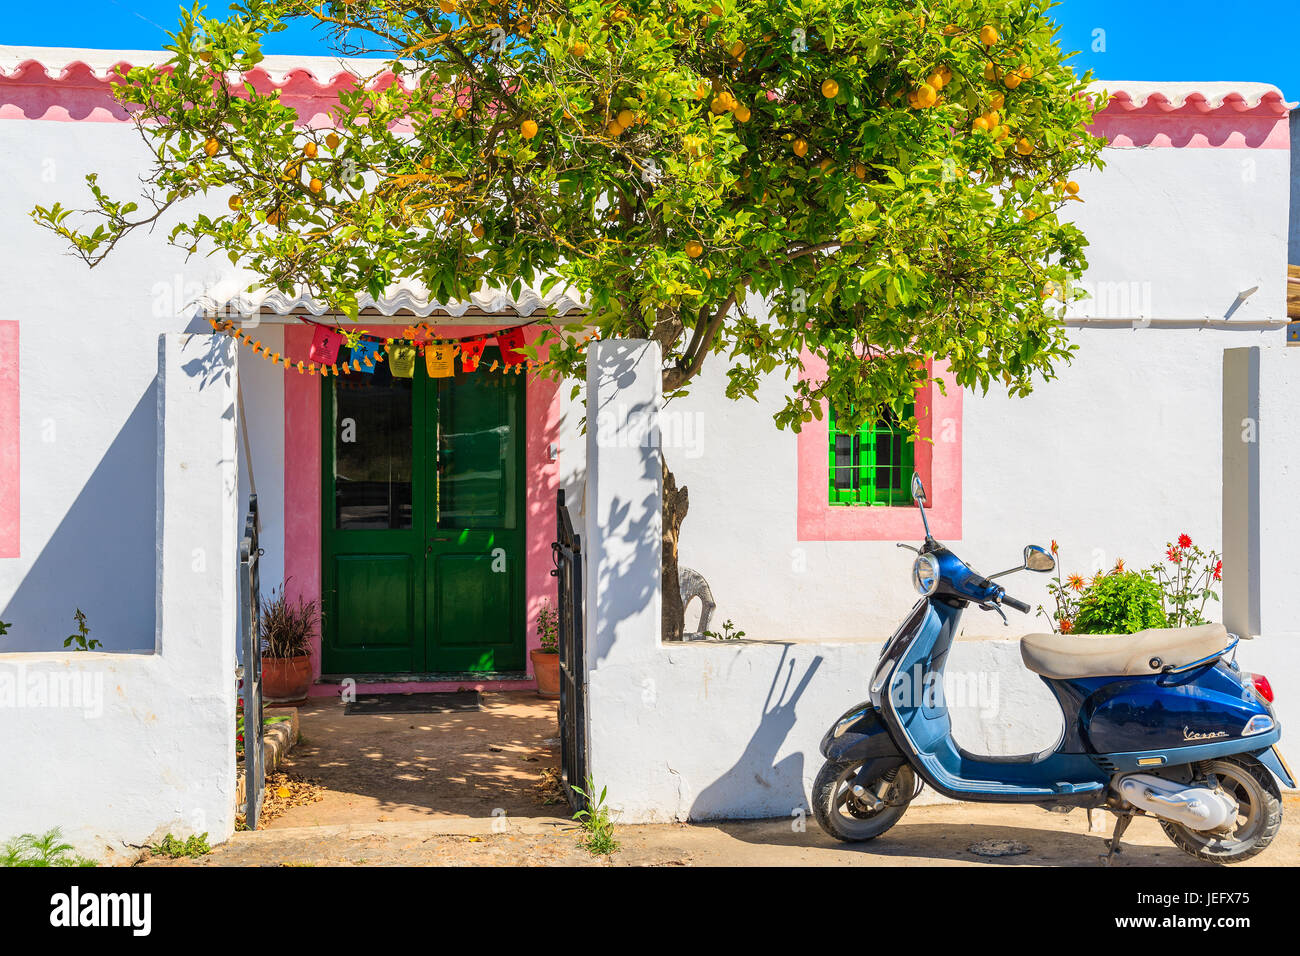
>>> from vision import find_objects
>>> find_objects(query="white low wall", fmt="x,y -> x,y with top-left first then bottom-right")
0,333 -> 239,859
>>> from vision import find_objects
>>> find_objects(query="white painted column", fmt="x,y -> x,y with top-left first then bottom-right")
583,340 -> 663,798
583,340 -> 663,669
1223,346 -> 1300,772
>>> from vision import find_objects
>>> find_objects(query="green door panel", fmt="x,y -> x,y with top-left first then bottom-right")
426,551 -> 518,671
327,554 -> 419,671
321,344 -> 526,676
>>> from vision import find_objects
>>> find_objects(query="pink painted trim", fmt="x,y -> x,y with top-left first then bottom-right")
796,357 -> 962,542
0,322 -> 18,558
1088,115 -> 1289,149
5,62 -> 1290,149
282,322 -> 559,684
308,680 -> 538,697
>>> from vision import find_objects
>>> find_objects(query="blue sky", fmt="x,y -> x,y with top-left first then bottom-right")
4,0 -> 1296,100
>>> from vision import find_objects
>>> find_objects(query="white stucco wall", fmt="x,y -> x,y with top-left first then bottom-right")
0,334 -> 239,859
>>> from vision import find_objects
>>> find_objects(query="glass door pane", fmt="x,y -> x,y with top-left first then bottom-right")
435,363 -> 518,529
332,360 -> 414,530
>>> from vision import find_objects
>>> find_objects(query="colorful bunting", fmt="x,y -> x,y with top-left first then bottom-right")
496,326 -> 527,365
387,342 -> 417,378
425,343 -> 457,378
207,315 -> 597,378
309,326 -> 343,365
351,340 -> 382,374
459,338 -> 486,372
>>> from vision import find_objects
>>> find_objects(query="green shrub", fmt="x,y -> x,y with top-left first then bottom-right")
1073,572 -> 1168,635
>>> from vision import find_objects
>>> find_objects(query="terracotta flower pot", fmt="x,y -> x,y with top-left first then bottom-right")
531,649 -> 561,699
261,655 -> 312,705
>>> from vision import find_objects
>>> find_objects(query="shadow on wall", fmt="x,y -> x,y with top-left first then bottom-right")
589,344 -> 663,668
2,383 -> 158,652
689,648 -> 824,819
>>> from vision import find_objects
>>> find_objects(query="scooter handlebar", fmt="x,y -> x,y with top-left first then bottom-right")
1000,594 -> 1031,614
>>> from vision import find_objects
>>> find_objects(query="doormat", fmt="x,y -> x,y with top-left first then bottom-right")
344,691 -> 483,715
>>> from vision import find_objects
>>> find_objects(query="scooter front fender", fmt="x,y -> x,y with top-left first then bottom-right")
820,701 -> 903,764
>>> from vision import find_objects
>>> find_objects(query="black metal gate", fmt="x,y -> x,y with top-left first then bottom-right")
239,493 -> 264,829
552,489 -> 588,811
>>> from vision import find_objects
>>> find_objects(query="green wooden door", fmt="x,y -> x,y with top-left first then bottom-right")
321,348 -> 526,676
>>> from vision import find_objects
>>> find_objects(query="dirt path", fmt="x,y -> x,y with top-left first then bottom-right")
147,794 -> 1300,867
263,692 -> 565,828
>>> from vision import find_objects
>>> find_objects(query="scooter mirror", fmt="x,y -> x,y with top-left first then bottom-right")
1025,545 -> 1055,572
910,472 -> 927,505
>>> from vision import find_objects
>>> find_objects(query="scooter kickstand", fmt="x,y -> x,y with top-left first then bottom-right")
1101,813 -> 1133,866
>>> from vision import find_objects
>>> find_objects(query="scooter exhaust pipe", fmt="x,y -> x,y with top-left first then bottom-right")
1116,774 -> 1238,832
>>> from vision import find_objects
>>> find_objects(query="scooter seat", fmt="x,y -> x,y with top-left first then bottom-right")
1019,623 -> 1229,679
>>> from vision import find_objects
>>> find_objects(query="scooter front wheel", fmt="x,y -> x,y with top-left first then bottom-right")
812,759 -> 916,842
1160,756 -> 1282,864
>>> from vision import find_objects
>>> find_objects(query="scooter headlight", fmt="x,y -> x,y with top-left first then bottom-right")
912,553 -> 941,596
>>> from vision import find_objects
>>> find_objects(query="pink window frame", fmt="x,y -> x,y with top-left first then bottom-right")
796,355 -> 962,541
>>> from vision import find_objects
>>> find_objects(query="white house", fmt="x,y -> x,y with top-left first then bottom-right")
0,46 -> 1295,850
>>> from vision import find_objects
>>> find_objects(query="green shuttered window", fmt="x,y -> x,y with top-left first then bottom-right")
829,404 -> 914,506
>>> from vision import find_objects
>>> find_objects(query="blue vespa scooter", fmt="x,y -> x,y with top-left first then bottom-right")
814,473 -> 1294,863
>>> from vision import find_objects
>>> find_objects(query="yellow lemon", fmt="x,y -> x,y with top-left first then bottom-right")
1003,72 -> 1022,90
821,78 -> 839,99
308,177 -> 322,193
1065,180 -> 1080,195
685,239 -> 704,258
980,25 -> 999,45
204,137 -> 220,157
915,83 -> 938,108
792,138 -> 809,157
1015,137 -> 1033,155
571,41 -> 588,57
228,194 -> 243,211
617,108 -> 635,128
520,119 -> 539,138
325,132 -> 340,150
733,103 -> 751,122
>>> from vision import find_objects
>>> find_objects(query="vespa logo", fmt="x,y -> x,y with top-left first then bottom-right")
1183,726 -> 1230,741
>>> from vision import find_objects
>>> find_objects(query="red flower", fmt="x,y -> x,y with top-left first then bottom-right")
1213,560 -> 1222,581
1060,618 -> 1074,634
1050,540 -> 1059,555
1066,574 -> 1084,592
1113,558 -> 1125,573
1166,546 -> 1182,564
1177,534 -> 1192,549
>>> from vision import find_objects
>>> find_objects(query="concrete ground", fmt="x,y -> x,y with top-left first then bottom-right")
145,691 -> 1300,866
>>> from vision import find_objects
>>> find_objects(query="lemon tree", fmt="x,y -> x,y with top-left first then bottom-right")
36,0 -> 1104,637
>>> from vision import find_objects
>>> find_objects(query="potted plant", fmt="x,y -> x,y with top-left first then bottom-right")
530,601 -> 561,700
260,584 -> 318,705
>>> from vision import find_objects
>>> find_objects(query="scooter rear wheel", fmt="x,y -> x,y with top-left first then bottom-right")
813,759 -> 916,842
1160,756 -> 1282,864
